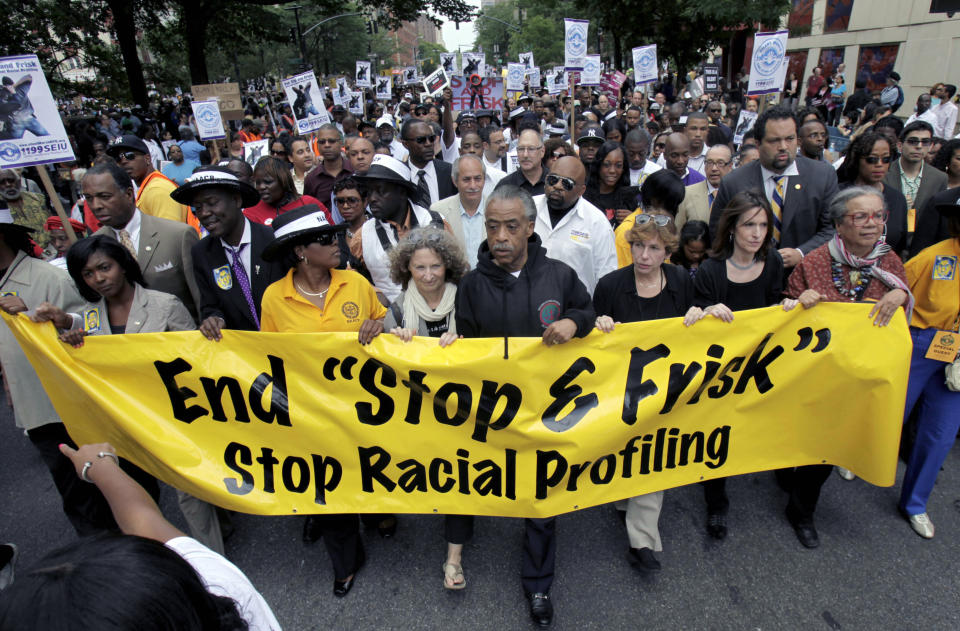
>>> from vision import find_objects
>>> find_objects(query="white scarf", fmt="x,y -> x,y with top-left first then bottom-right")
402,282 -> 458,336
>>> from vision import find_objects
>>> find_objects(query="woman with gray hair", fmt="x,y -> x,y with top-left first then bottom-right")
384,226 -> 470,588
782,185 -> 912,503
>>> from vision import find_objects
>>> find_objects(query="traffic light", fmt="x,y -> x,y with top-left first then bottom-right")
366,21 -> 373,34
289,27 -> 297,44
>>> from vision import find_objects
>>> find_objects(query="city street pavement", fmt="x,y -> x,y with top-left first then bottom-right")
2,395 -> 959,630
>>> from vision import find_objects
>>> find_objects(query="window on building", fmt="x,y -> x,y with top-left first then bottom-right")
787,0 -> 814,37
824,0 -> 854,33
818,48 -> 845,78
856,45 -> 900,93
786,51 -> 809,85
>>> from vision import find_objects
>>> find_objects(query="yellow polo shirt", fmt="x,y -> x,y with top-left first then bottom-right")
906,238 -> 960,331
614,209 -> 644,267
260,267 -> 387,333
137,171 -> 191,224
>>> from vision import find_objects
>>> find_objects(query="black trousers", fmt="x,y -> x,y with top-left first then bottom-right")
778,465 -> 833,525
27,422 -> 160,536
317,513 -> 363,580
444,515 -> 474,545
521,517 -> 555,595
701,477 -> 729,515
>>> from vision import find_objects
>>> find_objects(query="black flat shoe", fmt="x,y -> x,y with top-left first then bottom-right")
377,516 -> 397,538
527,592 -> 553,628
333,544 -> 366,597
706,512 -> 727,540
787,511 -> 820,549
629,547 -> 662,572
302,516 -> 322,543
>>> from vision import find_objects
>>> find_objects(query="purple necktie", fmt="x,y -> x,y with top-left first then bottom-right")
227,245 -> 260,330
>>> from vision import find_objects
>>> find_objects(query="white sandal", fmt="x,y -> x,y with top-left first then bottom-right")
442,562 -> 466,590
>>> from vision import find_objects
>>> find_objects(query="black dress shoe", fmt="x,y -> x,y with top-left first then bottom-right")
790,519 -> 820,549
706,512 -> 727,540
629,547 -> 662,572
302,516 -> 322,543
377,516 -> 397,538
333,545 -> 366,597
528,592 -> 553,628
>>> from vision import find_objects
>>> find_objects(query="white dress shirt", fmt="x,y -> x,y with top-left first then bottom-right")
482,165 -> 507,198
113,209 -> 142,251
220,218 -> 253,279
687,144 -> 710,176
532,194 -> 617,295
905,110 -> 939,129
760,161 -> 800,206
932,100 -> 958,139
408,160 -> 439,205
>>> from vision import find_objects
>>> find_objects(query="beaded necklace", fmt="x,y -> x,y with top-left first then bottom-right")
831,260 -> 871,301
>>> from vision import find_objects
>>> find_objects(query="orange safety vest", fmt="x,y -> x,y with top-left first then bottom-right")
138,170 -> 202,236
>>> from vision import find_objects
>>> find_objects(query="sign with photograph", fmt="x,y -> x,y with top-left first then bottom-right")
282,70 -> 331,134
347,91 -> 364,115
462,52 -> 485,79
440,53 -> 458,75
242,139 -> 269,167
355,61 -> 372,88
375,75 -> 392,100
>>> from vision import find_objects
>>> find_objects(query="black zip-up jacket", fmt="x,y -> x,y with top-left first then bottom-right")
455,234 -> 595,340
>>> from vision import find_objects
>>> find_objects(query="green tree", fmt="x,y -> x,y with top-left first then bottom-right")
418,42 -> 448,74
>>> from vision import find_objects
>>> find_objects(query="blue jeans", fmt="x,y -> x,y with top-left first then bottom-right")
899,327 -> 960,515
8,116 -> 49,138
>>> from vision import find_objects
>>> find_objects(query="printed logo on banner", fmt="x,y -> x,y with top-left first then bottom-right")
566,24 -> 587,57
195,103 -> 218,126
582,56 -> 601,85
507,63 -> 526,92
755,37 -> 786,78
638,49 -> 656,75
0,143 -> 21,162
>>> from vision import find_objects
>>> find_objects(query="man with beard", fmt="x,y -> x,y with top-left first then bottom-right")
0,168 -> 48,237
662,133 -> 706,187
454,184 -> 594,628
532,156 -> 616,294
352,154 -> 446,301
576,126 -> 605,168
798,118 -> 829,162
624,128 -> 662,188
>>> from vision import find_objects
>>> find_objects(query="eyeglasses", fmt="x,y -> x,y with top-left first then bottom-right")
115,151 -> 139,162
317,138 -> 339,145
545,173 -> 576,191
845,210 -> 888,226
862,155 -> 893,164
551,151 -> 564,159
309,233 -> 337,246
635,213 -> 673,227
708,108 -> 722,113
271,150 -> 287,156
334,196 -> 362,206
904,137 -> 933,146
404,134 -> 436,145
704,160 -> 731,169
517,145 -> 543,154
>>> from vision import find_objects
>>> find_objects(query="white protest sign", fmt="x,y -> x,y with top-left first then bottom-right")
581,55 -> 602,86
282,70 -> 331,134
520,52 -> 535,71
526,67 -> 541,89
747,30 -> 789,95
347,91 -> 364,115
242,139 -> 269,167
355,61 -> 372,88
506,63 -> 526,92
421,67 -> 449,97
733,110 -> 758,145
462,52 -> 485,78
333,77 -> 350,106
633,45 -> 658,85
375,75 -> 392,100
403,66 -> 419,85
547,68 -> 568,95
564,19 -> 589,71
0,55 -> 75,169
440,53 -> 458,75
190,99 -> 225,140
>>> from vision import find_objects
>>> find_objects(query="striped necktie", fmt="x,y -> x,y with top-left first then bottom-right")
416,169 -> 431,207
707,191 -> 715,211
227,245 -> 260,330
770,175 -> 786,245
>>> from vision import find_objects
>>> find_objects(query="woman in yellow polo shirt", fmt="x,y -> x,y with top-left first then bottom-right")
260,204 -> 386,598
898,199 -> 960,540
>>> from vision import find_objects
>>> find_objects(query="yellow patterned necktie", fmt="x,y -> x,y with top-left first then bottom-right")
770,175 -> 785,245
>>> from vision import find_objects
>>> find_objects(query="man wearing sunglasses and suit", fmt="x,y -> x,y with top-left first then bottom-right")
710,106 -> 838,270
532,156 -> 617,295
401,119 -> 457,208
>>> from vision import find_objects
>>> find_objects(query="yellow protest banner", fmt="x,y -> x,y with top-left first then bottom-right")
4,304 -> 910,518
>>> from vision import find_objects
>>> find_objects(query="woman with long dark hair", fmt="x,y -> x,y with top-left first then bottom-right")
584,141 -> 638,227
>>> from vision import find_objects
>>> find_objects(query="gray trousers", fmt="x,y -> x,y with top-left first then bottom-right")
177,490 -> 224,555
619,491 -> 664,551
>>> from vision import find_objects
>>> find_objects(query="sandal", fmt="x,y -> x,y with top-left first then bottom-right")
442,561 -> 466,590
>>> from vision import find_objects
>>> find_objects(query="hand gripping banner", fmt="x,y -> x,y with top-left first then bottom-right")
4,304 -> 910,518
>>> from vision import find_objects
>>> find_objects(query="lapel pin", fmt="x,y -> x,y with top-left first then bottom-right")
255,265 -> 260,275
145,245 -> 152,251
794,184 -> 801,190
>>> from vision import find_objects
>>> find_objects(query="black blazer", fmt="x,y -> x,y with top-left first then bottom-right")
710,156 -> 838,255
433,158 -> 458,203
191,221 -> 286,330
909,186 -> 960,259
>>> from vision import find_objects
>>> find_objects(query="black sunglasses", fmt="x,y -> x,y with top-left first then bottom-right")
115,151 -> 139,162
310,232 -> 337,246
545,173 -> 575,191
863,155 -> 893,165
271,150 -> 287,156
404,134 -> 436,145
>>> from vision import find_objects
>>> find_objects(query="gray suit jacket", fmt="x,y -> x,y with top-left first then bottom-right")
96,212 -> 200,319
79,283 -> 195,335
676,180 -> 710,229
431,194 -> 468,252
711,156 -> 838,254
883,160 -> 948,217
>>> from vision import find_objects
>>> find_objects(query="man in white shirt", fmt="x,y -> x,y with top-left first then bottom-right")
624,128 -> 662,188
458,131 -> 505,198
905,94 -> 939,128
432,155 -> 487,268
684,112 -> 710,175
376,115 -> 408,161
480,125 -> 515,174
932,84 -> 957,139
401,119 -> 455,208
532,156 -> 616,295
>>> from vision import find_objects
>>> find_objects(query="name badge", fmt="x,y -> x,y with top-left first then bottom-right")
0,291 -> 19,297
214,265 -> 233,290
925,330 -> 960,362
